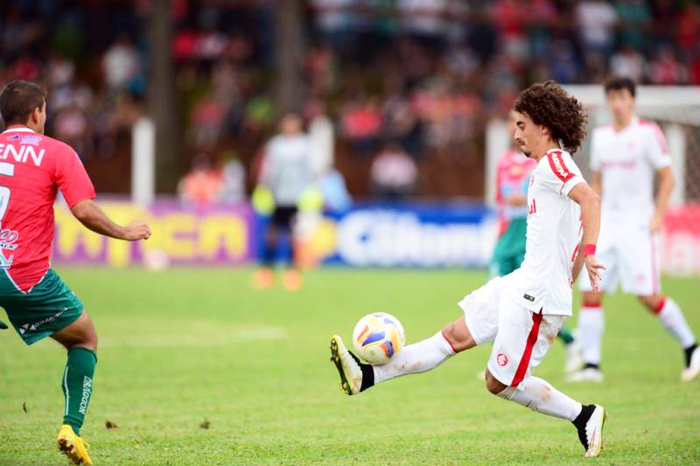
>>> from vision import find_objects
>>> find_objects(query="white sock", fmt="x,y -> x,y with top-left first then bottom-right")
373,331 -> 456,385
578,306 -> 604,366
497,376 -> 583,421
657,298 -> 696,348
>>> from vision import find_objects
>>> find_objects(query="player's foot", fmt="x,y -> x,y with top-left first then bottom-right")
252,267 -> 274,290
566,367 -> 604,383
565,330 -> 584,374
282,269 -> 303,291
330,335 -> 368,395
681,345 -> 700,382
573,404 -> 607,458
57,424 -> 93,465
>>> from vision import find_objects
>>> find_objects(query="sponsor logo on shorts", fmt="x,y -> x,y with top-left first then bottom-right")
523,293 -> 535,302
19,308 -> 67,334
497,353 -> 508,366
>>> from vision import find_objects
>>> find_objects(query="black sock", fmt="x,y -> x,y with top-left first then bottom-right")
572,404 -> 596,449
583,362 -> 600,370
684,343 -> 697,368
572,404 -> 595,430
349,352 -> 374,391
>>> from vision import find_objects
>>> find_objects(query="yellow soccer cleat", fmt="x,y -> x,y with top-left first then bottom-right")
329,335 -> 364,395
57,424 -> 93,465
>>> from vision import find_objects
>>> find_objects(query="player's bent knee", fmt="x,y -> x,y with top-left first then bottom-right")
441,316 -> 476,353
52,311 -> 98,353
638,294 -> 663,313
485,369 -> 507,395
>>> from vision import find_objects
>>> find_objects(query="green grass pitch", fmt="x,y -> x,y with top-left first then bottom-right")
1,267 -> 699,465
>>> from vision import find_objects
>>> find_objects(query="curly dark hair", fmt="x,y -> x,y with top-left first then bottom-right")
514,80 -> 587,154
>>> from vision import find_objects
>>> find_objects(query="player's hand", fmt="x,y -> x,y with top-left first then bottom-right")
649,212 -> 663,233
123,221 -> 152,241
584,255 -> 606,292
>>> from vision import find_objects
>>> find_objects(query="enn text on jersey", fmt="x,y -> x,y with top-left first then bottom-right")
0,143 -> 45,167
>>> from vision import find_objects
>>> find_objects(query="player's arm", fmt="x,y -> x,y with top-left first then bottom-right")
646,123 -> 674,233
71,199 -> 151,241
650,166 -> 675,233
568,183 -> 605,290
54,145 -> 151,241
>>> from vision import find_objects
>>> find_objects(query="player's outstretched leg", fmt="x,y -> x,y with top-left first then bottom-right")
641,295 -> 700,381
486,371 -> 607,457
329,316 -> 470,395
51,312 -> 98,465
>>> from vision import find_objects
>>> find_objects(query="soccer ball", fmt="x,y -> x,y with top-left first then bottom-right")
352,312 -> 405,365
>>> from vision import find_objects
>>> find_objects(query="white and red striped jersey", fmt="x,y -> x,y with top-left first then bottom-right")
590,116 -> 671,227
506,149 -> 585,316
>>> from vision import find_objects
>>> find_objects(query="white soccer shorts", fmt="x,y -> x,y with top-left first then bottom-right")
458,276 -> 566,388
579,226 -> 661,296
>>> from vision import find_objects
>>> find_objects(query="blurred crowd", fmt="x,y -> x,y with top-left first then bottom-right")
1,0 -> 699,200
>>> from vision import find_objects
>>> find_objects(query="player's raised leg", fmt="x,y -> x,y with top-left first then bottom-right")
330,315 -> 469,395
330,273 -> 505,394
639,294 -> 700,381
52,311 -> 98,466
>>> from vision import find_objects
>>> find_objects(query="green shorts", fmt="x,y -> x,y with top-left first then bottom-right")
0,268 -> 84,345
490,217 -> 527,277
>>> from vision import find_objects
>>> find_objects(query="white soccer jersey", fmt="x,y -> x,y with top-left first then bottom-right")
261,134 -> 312,206
590,116 -> 671,226
506,149 -> 585,316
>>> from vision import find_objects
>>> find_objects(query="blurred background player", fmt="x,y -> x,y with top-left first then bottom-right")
252,113 -> 313,291
492,110 -> 581,374
571,77 -> 700,382
0,80 -> 151,465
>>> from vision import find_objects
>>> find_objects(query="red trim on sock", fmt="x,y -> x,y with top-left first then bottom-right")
511,310 -> 543,387
582,302 -> 602,309
652,297 -> 666,315
441,330 -> 459,354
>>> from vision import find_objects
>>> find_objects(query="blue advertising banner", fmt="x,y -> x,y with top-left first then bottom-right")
317,203 -> 498,268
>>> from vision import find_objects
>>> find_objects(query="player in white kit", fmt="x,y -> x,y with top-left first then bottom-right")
330,82 -> 608,457
571,77 -> 700,383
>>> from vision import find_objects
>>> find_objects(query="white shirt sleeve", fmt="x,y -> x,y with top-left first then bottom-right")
645,123 -> 672,169
541,151 -> 585,197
